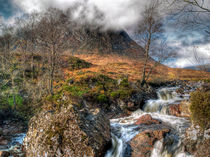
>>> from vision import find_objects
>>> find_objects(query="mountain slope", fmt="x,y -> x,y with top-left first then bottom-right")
64,29 -> 210,82
68,30 -> 145,59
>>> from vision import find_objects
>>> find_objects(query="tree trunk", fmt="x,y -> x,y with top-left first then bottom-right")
12,76 -> 16,111
141,38 -> 151,86
141,61 -> 147,86
50,48 -> 55,95
145,62 -> 158,82
31,50 -> 35,80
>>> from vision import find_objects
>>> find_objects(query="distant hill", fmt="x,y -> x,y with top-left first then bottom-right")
184,64 -> 210,72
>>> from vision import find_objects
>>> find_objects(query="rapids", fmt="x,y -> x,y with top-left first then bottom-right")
0,133 -> 26,156
105,87 -> 195,157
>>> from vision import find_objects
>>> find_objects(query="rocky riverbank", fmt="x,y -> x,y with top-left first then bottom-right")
22,73 -> 158,157
0,79 -> 208,157
105,81 -> 209,157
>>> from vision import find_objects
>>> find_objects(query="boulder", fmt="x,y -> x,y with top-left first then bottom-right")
168,104 -> 182,117
24,105 -> 111,157
135,114 -> 161,125
129,125 -> 170,157
184,124 -> 210,156
0,120 -> 26,136
167,101 -> 191,117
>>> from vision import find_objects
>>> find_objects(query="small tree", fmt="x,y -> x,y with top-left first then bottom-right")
190,91 -> 210,136
137,1 -> 165,86
0,26 -> 16,70
0,48 -> 23,112
15,13 -> 41,80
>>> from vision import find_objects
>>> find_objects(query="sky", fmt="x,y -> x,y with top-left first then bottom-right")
0,0 -> 209,68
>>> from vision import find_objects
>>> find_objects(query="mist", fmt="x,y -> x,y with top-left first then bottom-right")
13,0 -> 153,31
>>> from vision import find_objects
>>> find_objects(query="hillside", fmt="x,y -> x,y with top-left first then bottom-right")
64,54 -> 210,82
64,30 -> 210,82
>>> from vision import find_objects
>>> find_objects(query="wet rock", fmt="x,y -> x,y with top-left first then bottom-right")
129,125 -> 170,157
168,104 -> 182,117
0,138 -> 9,145
127,102 -> 135,108
0,120 -> 26,156
24,105 -> 111,157
0,151 -> 10,157
0,120 -> 26,136
135,114 -> 161,125
161,101 -> 191,117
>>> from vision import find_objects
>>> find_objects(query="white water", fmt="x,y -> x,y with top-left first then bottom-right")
105,87 -> 195,157
0,133 -> 26,155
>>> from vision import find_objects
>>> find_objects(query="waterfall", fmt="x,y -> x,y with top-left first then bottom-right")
143,87 -> 182,113
105,123 -> 139,157
105,87 -> 194,157
151,139 -> 164,157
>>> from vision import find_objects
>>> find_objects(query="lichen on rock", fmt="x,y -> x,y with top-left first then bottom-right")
23,104 -> 110,157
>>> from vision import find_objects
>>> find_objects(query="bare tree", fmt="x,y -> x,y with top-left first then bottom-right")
137,1 -> 164,86
0,32 -> 22,112
15,12 -> 41,80
165,0 -> 210,34
188,46 -> 210,71
36,8 -> 70,95
171,0 -> 210,12
0,26 -> 16,70
145,40 -> 177,82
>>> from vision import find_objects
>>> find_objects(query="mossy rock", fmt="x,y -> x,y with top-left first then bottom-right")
67,56 -> 92,70
24,104 -> 111,157
48,71 -> 142,112
96,94 -> 109,103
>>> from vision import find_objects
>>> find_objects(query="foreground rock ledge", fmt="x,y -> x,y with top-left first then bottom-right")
23,105 -> 110,157
129,114 -> 170,157
129,126 -> 170,157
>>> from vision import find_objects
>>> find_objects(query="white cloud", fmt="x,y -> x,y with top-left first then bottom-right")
12,0 -> 151,30
166,43 -> 210,68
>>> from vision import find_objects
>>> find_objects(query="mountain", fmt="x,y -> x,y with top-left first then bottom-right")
66,29 -> 210,81
68,29 -> 145,59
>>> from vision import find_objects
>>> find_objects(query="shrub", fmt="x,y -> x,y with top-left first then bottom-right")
8,95 -> 23,107
96,94 -> 108,103
110,89 -> 132,99
119,78 -> 129,87
63,85 -> 87,97
190,91 -> 210,131
68,56 -> 92,70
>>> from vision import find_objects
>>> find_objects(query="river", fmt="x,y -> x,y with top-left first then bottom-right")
105,86 -> 196,157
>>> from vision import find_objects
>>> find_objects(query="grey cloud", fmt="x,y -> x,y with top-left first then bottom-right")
12,0 -> 153,31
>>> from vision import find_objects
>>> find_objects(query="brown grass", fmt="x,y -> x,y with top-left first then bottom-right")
63,54 -> 210,82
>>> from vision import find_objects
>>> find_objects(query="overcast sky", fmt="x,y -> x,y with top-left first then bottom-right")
0,0 -> 209,68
